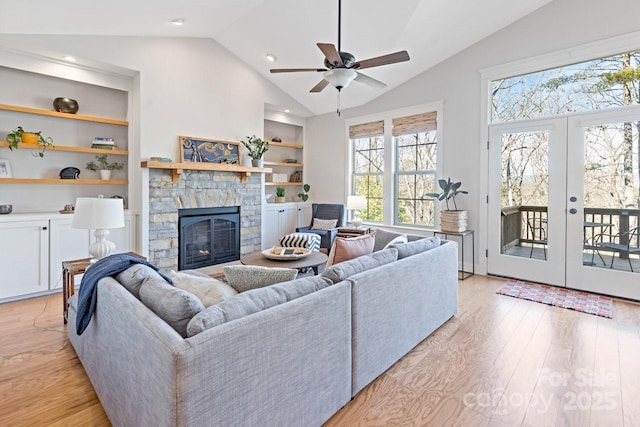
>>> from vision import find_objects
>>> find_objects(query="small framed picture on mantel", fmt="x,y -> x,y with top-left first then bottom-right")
179,136 -> 240,164
0,158 -> 12,178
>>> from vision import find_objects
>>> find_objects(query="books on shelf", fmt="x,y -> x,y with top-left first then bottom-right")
92,137 -> 117,150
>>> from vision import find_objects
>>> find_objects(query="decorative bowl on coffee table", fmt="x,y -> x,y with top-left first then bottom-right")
262,247 -> 311,260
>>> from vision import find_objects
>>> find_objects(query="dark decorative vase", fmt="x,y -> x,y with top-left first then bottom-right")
53,97 -> 79,114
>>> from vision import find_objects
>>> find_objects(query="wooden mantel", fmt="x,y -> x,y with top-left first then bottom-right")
140,160 -> 272,183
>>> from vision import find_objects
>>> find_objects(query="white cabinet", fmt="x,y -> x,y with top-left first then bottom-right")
297,204 -> 312,228
0,220 -> 49,299
0,212 -> 137,301
262,204 -> 298,249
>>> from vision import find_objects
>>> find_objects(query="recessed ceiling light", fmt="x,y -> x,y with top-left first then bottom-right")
63,55 -> 77,62
284,109 -> 290,113
170,18 -> 185,26
266,54 -> 277,62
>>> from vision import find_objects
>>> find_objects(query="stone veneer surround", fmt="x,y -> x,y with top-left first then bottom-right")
148,169 -> 262,272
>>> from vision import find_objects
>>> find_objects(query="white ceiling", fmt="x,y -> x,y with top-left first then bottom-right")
0,0 -> 552,116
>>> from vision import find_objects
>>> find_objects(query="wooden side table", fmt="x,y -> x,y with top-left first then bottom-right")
62,252 -> 145,324
336,227 -> 372,238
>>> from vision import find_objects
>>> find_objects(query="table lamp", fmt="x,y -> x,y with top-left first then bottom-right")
72,195 -> 125,262
347,195 -> 367,228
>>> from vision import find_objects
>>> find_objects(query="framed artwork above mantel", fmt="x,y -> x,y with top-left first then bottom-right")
179,136 -> 240,164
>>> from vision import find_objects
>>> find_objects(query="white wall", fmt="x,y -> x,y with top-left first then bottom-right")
305,0 -> 640,273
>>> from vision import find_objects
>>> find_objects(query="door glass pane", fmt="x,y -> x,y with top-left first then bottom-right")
500,131 -> 549,259
583,121 -> 640,272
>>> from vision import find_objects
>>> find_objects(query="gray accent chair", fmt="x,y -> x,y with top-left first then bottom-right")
296,203 -> 347,251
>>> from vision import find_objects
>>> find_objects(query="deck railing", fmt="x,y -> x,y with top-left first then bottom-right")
500,206 -> 640,257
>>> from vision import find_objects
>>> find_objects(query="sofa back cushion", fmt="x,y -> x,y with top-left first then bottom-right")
169,270 -> 238,307
389,236 -> 441,259
116,264 -> 165,298
372,228 -> 425,252
139,277 -> 205,338
186,276 -> 332,337
321,248 -> 398,283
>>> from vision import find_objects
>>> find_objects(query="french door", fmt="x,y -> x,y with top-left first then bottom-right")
488,108 -> 640,299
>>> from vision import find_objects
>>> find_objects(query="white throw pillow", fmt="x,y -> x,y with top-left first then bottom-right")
383,233 -> 408,250
169,270 -> 238,307
311,218 -> 338,230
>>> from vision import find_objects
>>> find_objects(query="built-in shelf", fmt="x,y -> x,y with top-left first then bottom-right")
0,103 -> 128,126
141,160 -> 272,183
263,161 -> 303,167
269,141 -> 303,149
0,141 -> 128,156
265,182 -> 303,186
0,178 -> 128,185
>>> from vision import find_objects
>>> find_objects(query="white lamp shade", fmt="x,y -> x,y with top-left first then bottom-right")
347,195 -> 367,210
323,69 -> 357,90
72,197 -> 125,230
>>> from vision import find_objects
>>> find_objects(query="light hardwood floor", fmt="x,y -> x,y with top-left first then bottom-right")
2,275 -> 640,426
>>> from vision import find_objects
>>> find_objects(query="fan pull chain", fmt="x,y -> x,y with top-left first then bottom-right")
336,90 -> 341,117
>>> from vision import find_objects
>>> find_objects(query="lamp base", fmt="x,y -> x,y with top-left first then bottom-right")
351,212 -> 363,228
89,229 -> 116,262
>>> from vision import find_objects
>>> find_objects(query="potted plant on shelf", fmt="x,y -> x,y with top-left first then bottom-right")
86,154 -> 124,180
6,126 -> 54,158
426,177 -> 468,233
297,183 -> 310,202
240,135 -> 269,167
275,186 -> 286,203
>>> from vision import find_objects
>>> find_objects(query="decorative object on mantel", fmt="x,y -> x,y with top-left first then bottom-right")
180,136 -> 240,164
425,177 -> 468,233
0,158 -> 12,178
59,166 -> 81,179
298,183 -> 311,202
275,186 -> 286,203
241,135 -> 269,167
52,97 -> 79,114
149,156 -> 173,163
5,126 -> 54,157
86,154 -> 124,180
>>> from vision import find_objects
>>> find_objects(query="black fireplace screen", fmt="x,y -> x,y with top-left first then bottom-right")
178,206 -> 240,270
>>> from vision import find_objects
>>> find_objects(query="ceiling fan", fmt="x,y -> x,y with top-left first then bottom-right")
270,0 -> 410,94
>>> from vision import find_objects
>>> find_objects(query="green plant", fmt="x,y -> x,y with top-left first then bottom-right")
275,186 -> 286,197
5,126 -> 54,158
425,177 -> 468,211
297,183 -> 310,202
86,154 -> 124,171
241,135 -> 269,159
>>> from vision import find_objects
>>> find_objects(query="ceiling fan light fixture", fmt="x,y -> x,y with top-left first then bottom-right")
170,18 -> 185,26
265,53 -> 277,62
323,68 -> 357,90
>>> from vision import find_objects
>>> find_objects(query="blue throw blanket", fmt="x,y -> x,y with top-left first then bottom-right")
75,253 -> 172,335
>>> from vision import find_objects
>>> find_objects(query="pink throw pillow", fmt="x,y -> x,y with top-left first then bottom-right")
326,233 -> 375,266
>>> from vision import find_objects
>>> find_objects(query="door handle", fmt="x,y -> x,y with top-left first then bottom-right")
569,208 -> 577,214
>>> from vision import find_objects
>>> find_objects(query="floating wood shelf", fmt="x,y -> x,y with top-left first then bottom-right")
265,182 -> 304,186
268,141 -> 303,149
141,160 -> 272,183
0,141 -> 128,156
263,161 -> 303,167
0,178 -> 128,185
0,103 -> 128,126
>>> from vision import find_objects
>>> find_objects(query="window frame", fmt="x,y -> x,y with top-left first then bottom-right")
346,101 -> 444,229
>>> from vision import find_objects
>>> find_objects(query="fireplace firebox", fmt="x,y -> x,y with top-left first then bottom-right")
178,206 -> 240,270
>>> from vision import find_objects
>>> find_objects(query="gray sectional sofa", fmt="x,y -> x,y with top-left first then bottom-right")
67,230 -> 459,426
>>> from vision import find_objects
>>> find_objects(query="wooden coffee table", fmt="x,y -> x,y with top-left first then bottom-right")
241,251 -> 328,275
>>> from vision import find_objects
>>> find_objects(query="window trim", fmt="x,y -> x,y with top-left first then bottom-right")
345,101 -> 444,229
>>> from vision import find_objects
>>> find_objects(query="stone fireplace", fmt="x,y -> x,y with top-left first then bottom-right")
148,169 -> 262,272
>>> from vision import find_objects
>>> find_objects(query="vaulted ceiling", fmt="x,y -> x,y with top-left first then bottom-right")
0,0 -> 552,116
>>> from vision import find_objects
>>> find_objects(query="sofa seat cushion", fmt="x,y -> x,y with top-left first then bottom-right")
223,265 -> 298,293
115,264 -> 165,298
326,233 -> 375,266
139,277 -> 205,337
322,248 -> 398,283
169,270 -> 238,307
186,276 -> 333,336
389,236 -> 441,259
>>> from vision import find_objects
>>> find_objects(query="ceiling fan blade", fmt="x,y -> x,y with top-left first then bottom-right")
354,72 -> 386,89
317,43 -> 343,67
353,50 -> 410,70
310,79 -> 330,93
270,68 -> 327,73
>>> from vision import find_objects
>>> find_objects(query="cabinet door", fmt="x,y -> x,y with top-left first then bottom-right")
0,220 -> 49,300
297,204 -> 312,228
49,217 -> 90,290
94,213 -> 136,254
281,206 -> 298,236
262,206 -> 282,249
